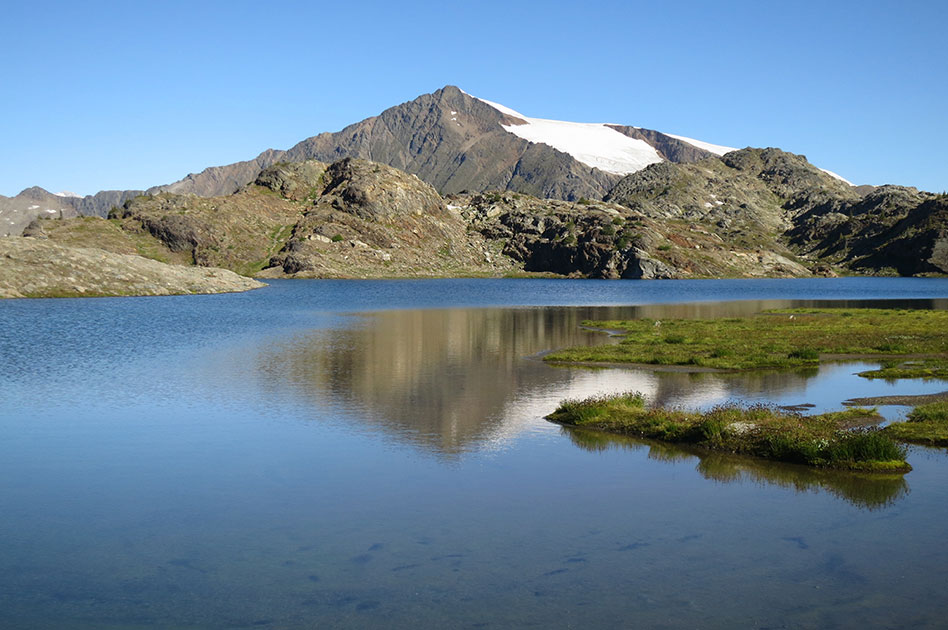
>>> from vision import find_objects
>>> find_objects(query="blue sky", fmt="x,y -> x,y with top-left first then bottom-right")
1,0 -> 945,196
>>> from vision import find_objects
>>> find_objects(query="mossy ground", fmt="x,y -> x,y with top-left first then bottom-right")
883,401 -> 948,446
857,358 -> 948,380
545,308 -> 948,370
547,392 -> 910,472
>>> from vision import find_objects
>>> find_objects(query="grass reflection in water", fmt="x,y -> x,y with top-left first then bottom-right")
564,427 -> 910,510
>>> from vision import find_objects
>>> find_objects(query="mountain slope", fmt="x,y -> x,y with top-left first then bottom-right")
0,86 -> 853,235
21,150 -> 947,280
148,86 -> 753,207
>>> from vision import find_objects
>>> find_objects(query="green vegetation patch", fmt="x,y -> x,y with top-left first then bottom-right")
857,358 -> 948,380
545,308 -> 948,371
547,392 -> 909,472
883,401 -> 948,446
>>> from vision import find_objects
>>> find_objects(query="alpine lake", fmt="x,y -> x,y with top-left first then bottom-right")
2,277 -> 948,629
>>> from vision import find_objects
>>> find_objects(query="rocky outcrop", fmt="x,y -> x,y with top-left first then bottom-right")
23,153 -> 946,282
264,159 -> 509,278
0,238 -> 263,298
789,188 -> 948,275
606,148 -> 948,277
457,191 -> 809,279
606,126 -> 719,163
253,160 -> 328,201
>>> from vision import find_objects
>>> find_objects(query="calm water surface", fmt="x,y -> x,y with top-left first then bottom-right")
2,278 -> 948,628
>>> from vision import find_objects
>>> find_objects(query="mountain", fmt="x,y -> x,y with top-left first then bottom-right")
158,86 -> 747,202
2,85 -> 799,235
0,187 -> 143,237
33,146 -> 943,284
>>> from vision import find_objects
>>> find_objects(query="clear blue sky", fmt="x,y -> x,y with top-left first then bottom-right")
1,0 -> 945,196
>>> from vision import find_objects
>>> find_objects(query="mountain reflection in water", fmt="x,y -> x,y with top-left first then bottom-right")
250,298 -> 947,461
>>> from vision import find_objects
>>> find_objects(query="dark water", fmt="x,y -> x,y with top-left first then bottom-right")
2,278 -> 948,628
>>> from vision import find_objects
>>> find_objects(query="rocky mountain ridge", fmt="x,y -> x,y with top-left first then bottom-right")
2,85 -> 796,235
16,148 -> 945,285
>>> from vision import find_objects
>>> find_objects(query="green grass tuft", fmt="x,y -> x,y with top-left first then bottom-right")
545,308 -> 948,371
884,401 -> 948,446
547,392 -> 908,472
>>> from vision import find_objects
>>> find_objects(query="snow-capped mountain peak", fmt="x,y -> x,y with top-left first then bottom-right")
466,92 -> 851,185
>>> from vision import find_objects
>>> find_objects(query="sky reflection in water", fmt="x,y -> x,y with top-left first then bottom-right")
1,279 -> 948,628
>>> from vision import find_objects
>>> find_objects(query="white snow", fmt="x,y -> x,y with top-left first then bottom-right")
53,191 -> 82,198
704,202 -> 713,208
467,93 -> 528,119
28,204 -> 39,210
469,94 -> 663,175
463,90 -> 848,183
664,133 -> 736,156
819,168 -> 853,186
45,209 -> 57,213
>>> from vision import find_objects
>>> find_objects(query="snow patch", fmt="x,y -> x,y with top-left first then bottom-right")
461,89 -> 846,183
469,94 -> 662,175
467,94 -> 527,120
54,191 -> 82,198
28,205 -> 39,210
664,133 -> 736,156
819,168 -> 853,186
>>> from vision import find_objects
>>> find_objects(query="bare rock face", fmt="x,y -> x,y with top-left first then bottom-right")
455,191 -> 810,279
0,238 -> 263,298
265,159 -> 506,278
253,160 -> 329,202
320,158 -> 446,221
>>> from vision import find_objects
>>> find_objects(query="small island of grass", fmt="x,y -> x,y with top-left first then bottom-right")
546,392 -> 911,473
883,401 -> 948,446
544,308 -> 948,371
857,358 -> 948,380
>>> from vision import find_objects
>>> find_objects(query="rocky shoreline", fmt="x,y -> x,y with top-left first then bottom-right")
0,238 -> 263,299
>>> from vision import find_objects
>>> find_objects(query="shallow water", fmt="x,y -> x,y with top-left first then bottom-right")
2,278 -> 948,628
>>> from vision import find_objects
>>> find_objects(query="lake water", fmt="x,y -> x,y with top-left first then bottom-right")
2,278 -> 948,628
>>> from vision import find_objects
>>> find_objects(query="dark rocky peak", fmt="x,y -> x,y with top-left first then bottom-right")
279,86 -> 617,201
16,186 -> 57,200
606,126 -> 718,163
